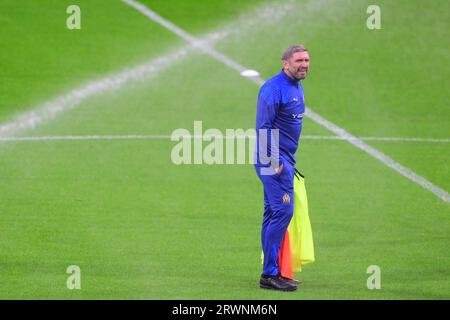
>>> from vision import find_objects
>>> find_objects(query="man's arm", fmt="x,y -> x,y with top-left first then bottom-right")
255,84 -> 283,172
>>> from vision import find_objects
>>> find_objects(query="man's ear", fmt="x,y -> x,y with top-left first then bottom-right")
281,59 -> 288,69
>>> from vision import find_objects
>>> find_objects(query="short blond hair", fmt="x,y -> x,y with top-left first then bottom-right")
282,44 -> 308,60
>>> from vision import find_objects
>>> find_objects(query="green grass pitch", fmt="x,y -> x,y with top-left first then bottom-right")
0,0 -> 449,299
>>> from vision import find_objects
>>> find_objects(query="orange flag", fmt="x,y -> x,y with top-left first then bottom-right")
278,172 -> 315,279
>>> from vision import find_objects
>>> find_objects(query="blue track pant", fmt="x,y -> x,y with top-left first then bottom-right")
255,163 -> 295,276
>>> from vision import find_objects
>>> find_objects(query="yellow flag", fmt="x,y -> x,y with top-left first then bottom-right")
261,171 -> 315,275
288,172 -> 315,272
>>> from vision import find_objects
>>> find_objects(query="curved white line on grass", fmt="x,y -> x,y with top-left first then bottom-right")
124,0 -> 450,203
0,0 -> 295,138
0,48 -> 191,137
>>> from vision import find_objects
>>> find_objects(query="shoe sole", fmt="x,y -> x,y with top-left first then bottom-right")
259,283 -> 298,292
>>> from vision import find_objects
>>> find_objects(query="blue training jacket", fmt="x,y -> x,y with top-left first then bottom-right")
255,70 -> 305,168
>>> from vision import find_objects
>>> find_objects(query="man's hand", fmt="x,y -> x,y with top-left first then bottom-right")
274,163 -> 284,174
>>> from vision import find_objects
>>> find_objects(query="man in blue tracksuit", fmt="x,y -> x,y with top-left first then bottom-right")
255,45 -> 310,291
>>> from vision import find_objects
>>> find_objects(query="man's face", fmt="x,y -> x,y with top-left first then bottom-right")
283,51 -> 310,81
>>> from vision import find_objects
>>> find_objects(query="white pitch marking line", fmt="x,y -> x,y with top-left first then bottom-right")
0,0 -> 294,139
121,0 -> 265,86
0,48 -> 194,138
1,134 -> 450,143
123,0 -> 450,203
304,135 -> 450,143
0,135 -> 172,142
306,109 -> 450,203
359,137 -> 450,143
